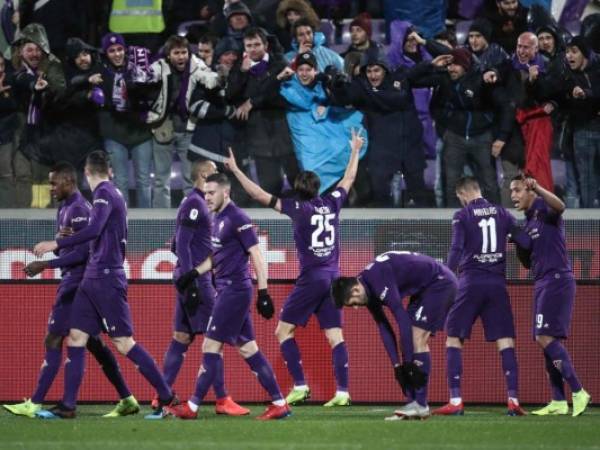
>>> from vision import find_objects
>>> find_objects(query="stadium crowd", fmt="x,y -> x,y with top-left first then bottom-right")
0,0 -> 599,209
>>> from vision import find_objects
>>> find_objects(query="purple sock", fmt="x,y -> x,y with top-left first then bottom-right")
126,343 -> 172,402
413,352 -> 431,407
63,346 -> 86,409
544,353 -> 566,401
500,348 -> 519,399
447,347 -> 462,399
332,342 -> 349,392
213,353 -> 227,399
544,340 -> 582,393
280,338 -> 306,386
245,351 -> 283,402
191,352 -> 222,406
31,348 -> 62,404
162,340 -> 189,387
86,337 -> 131,399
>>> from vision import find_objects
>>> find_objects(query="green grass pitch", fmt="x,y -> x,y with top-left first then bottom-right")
1,404 -> 599,450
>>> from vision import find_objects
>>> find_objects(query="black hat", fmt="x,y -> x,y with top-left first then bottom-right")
567,35 -> 591,59
469,18 -> 492,43
295,51 -> 317,69
225,1 -> 252,21
214,36 -> 242,62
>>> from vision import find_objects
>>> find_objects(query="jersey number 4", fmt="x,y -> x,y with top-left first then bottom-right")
478,218 -> 497,254
311,214 -> 335,248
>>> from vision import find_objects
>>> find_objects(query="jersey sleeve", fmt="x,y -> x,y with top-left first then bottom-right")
325,187 -> 347,213
280,197 -> 301,220
234,214 -> 259,252
446,210 -> 465,272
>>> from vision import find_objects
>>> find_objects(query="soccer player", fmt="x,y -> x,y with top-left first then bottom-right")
32,151 -> 176,419
510,175 -> 591,417
223,129 -> 365,406
3,162 -> 138,418
158,159 -> 248,415
433,176 -> 529,417
165,173 -> 290,420
331,251 -> 458,420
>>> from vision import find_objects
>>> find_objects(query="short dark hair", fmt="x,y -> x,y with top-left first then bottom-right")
455,176 -> 480,192
293,17 -> 315,37
331,276 -> 359,309
511,173 -> 527,183
50,161 -> 78,185
191,159 -> 217,182
294,171 -> 320,200
164,35 -> 189,54
243,27 -> 268,45
206,172 -> 231,188
86,150 -> 110,176
198,32 -> 218,48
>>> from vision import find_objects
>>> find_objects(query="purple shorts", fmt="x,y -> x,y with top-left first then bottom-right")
47,278 -> 80,337
70,273 -> 133,338
280,271 -> 341,329
446,276 -> 515,341
533,272 -> 575,339
407,267 -> 457,333
173,278 -> 216,335
205,280 -> 254,347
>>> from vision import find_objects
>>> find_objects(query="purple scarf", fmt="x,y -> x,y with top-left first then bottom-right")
511,53 -> 546,73
24,64 -> 41,125
249,59 -> 269,77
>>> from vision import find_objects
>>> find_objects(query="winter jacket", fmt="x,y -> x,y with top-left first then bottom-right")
388,20 -> 436,158
411,63 -> 514,142
0,72 -> 19,145
285,31 -> 344,72
275,0 -> 320,52
280,75 -> 367,192
484,2 -> 529,54
146,54 -> 219,129
560,57 -> 600,132
226,52 -> 295,158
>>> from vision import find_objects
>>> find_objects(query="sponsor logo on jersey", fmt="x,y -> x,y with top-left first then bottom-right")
237,223 -> 253,232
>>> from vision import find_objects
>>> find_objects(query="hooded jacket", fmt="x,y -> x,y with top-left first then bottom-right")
285,31 -> 344,72
275,0 -> 320,51
387,20 -> 436,158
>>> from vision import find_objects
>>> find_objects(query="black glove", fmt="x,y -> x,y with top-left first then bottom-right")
394,365 -> 410,395
183,285 -> 202,316
175,269 -> 199,294
256,288 -> 275,319
401,361 -> 429,389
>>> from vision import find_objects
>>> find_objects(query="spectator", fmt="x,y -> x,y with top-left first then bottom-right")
508,32 -> 554,192
226,27 -> 299,197
285,17 -> 344,72
412,49 -> 510,207
562,36 -> 600,208
484,0 -> 529,54
98,32 -> 153,208
211,1 -> 253,45
279,52 -> 367,194
197,33 -> 219,67
330,52 -> 428,206
275,0 -> 320,52
388,21 -> 436,160
536,24 -> 567,77
11,23 -> 66,208
467,18 -> 510,71
51,38 -> 103,176
147,35 -> 219,208
0,53 -> 22,208
341,12 -> 384,78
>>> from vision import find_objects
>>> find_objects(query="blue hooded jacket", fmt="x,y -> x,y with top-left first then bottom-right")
285,31 -> 344,72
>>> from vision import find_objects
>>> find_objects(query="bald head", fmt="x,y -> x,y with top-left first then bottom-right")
191,159 -> 218,191
517,32 -> 538,63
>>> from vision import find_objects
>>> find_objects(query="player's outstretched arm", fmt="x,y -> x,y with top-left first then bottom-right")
248,244 -> 275,319
526,177 -> 565,214
224,148 -> 282,212
336,128 -> 364,193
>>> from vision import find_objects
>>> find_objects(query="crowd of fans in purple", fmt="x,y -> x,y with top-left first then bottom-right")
0,0 -> 598,209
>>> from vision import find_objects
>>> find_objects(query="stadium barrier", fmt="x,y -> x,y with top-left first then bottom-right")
1,209 -> 598,404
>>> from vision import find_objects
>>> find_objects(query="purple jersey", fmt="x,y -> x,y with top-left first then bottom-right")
173,188 -> 212,280
57,181 -> 127,278
280,187 -> 346,275
447,198 -> 528,279
524,197 -> 572,280
47,191 -> 91,279
211,202 -> 259,283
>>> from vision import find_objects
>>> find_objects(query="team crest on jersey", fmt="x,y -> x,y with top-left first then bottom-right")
219,221 -> 224,232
